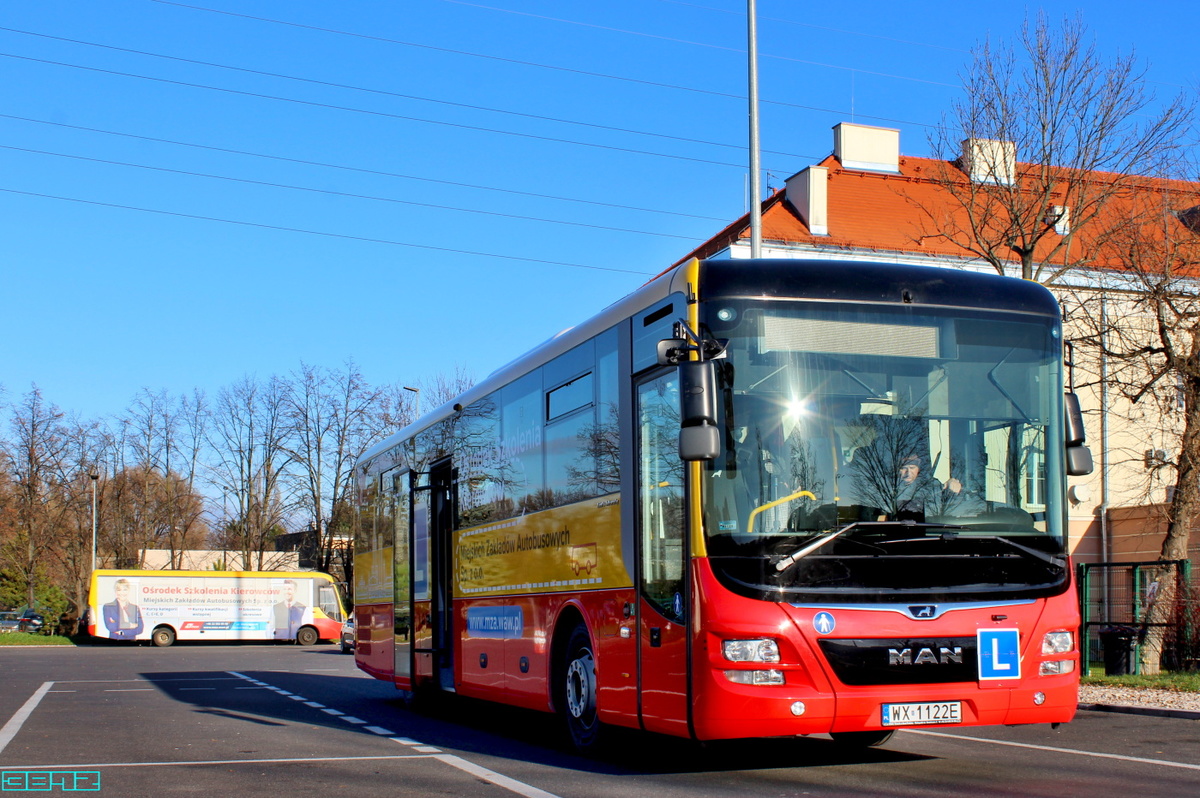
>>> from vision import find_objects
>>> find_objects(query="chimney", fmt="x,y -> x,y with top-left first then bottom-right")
833,123 -> 900,173
962,138 -> 1016,185
785,166 -> 828,236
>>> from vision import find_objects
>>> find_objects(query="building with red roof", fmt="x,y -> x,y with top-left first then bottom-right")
673,122 -> 1200,567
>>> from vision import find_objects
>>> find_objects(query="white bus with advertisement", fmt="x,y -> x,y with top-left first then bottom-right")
87,569 -> 346,647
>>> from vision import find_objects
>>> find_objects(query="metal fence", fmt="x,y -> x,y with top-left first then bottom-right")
1077,559 -> 1196,674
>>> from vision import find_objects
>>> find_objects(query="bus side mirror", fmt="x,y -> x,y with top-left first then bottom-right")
679,360 -> 719,461
680,424 -> 720,461
657,338 -> 688,366
1066,446 -> 1093,477
1064,393 -> 1086,446
1064,392 -> 1094,476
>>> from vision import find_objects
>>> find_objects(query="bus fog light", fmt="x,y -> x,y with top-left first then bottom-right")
723,638 -> 781,663
1041,631 -> 1073,655
1033,692 -> 1046,705
724,669 -> 785,686
790,701 -> 806,716
1039,660 -> 1075,676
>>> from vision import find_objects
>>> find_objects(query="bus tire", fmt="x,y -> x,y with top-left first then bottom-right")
557,623 -> 603,752
151,626 -> 176,647
830,730 -> 894,748
296,626 -> 319,646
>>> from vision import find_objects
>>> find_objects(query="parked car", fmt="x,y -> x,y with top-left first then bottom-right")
0,610 -> 45,634
18,610 -> 46,633
340,618 -> 355,654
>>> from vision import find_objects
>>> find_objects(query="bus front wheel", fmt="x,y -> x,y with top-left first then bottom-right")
557,623 -> 603,751
296,626 -> 319,646
151,626 -> 175,647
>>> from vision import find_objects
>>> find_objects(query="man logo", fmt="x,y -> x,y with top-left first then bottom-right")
909,605 -> 937,619
888,646 -> 964,666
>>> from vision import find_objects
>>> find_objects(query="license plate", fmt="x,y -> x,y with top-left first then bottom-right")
881,701 -> 962,727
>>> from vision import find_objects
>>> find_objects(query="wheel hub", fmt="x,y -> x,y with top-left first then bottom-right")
565,651 -> 595,719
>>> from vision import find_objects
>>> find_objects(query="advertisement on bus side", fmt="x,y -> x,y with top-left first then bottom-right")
89,572 -> 321,642
454,494 -> 629,598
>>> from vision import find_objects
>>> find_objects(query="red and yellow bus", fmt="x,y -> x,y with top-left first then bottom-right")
352,258 -> 1092,749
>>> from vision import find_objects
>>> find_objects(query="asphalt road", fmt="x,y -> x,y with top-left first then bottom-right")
2,642 -> 1198,797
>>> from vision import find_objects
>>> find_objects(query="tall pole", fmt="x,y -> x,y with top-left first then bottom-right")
747,0 -> 763,258
89,473 -> 99,573
403,386 -> 421,419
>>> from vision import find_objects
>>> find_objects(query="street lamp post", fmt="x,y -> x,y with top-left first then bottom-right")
89,473 -> 99,573
747,0 -> 763,258
403,386 -> 421,418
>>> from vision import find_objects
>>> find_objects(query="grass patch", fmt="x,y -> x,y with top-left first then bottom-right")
1082,670 -> 1200,692
0,632 -> 76,646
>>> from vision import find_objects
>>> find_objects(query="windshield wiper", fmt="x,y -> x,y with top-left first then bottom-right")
957,533 -> 1066,567
773,521 -> 962,575
885,531 -> 1066,568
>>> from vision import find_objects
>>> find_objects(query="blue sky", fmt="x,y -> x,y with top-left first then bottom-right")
1,0 -> 1195,422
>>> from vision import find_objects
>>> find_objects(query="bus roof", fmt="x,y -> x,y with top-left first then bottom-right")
357,258 -> 1060,470
358,258 -> 688,468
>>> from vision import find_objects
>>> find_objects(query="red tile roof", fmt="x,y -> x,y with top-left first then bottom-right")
669,153 -> 1200,277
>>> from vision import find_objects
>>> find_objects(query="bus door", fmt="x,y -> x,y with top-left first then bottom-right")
428,458 -> 457,691
636,372 -> 690,737
391,468 -> 412,685
411,472 -> 434,687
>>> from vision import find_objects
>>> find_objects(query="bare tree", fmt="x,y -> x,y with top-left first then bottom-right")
284,361 -> 389,579
373,366 -> 475,431
173,389 -> 210,560
55,419 -> 109,623
2,387 -> 70,608
207,376 -> 293,570
1070,190 -> 1200,672
119,389 -> 210,567
922,13 -> 1193,283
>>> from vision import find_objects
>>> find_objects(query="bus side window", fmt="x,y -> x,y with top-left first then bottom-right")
319,585 -> 342,621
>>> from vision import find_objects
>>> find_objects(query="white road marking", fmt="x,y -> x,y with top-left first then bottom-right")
220,670 -> 565,798
435,754 -> 563,798
904,729 -> 1200,771
0,682 -> 53,755
21,754 -> 437,769
53,678 -> 242,684
364,726 -> 394,735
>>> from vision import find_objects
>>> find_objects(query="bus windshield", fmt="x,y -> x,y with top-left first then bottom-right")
701,299 -> 1068,603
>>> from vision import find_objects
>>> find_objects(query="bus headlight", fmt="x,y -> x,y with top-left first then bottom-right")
1039,660 -> 1075,676
724,669 -> 785,686
722,638 -> 780,663
1041,631 -> 1074,655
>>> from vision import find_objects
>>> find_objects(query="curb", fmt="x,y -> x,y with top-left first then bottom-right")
1078,702 -> 1200,721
